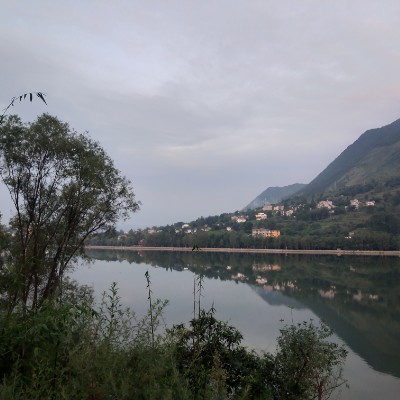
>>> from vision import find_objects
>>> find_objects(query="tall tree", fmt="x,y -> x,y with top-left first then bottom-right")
0,114 -> 139,309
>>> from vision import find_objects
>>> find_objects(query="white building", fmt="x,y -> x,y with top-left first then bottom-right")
317,200 -> 334,210
231,215 -> 247,223
252,228 -> 280,237
256,212 -> 267,220
350,199 -> 360,209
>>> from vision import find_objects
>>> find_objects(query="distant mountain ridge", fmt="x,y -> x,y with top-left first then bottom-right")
298,118 -> 400,196
244,183 -> 306,210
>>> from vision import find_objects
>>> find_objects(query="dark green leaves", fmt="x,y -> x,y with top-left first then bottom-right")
0,114 -> 139,309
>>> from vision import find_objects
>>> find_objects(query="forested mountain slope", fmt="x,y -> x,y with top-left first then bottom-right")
298,118 -> 400,196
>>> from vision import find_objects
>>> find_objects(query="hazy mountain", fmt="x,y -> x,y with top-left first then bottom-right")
298,118 -> 400,196
244,183 -> 306,210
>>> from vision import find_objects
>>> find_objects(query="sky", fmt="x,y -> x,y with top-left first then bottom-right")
1,1 -> 400,229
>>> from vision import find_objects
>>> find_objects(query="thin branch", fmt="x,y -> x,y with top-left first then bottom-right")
0,92 -> 47,124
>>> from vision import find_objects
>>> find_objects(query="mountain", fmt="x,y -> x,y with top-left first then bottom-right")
244,183 -> 306,210
298,118 -> 400,196
245,118 -> 400,208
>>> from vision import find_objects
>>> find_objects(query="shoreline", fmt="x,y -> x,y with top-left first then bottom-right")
85,245 -> 400,257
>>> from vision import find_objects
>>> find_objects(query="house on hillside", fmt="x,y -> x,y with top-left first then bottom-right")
256,212 -> 267,220
262,204 -> 273,211
317,200 -> 334,210
231,215 -> 247,223
350,199 -> 360,209
252,228 -> 280,238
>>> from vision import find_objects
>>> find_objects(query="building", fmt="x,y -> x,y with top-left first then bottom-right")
350,199 -> 360,209
262,204 -> 273,211
231,215 -> 247,223
317,200 -> 334,210
252,228 -> 281,238
255,212 -> 267,220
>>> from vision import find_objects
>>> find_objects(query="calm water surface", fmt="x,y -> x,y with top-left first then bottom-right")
71,250 -> 400,400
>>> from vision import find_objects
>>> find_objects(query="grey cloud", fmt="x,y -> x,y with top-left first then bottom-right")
1,1 -> 400,227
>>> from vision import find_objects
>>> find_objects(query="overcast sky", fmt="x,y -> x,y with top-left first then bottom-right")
1,1 -> 400,229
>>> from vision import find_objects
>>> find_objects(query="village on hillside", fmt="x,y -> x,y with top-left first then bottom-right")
83,190 -> 400,252
140,197 -> 377,239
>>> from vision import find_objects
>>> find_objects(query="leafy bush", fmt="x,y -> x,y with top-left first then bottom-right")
168,307 -> 273,399
271,321 -> 348,400
0,284 -> 347,400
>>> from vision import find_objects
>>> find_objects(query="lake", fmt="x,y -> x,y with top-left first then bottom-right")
72,249 -> 400,400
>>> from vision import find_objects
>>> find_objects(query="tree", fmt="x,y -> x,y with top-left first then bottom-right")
169,308 -> 272,399
271,321 -> 347,400
169,310 -> 348,400
0,114 -> 139,309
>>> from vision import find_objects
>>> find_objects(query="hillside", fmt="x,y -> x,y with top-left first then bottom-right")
298,118 -> 400,196
244,183 -> 306,210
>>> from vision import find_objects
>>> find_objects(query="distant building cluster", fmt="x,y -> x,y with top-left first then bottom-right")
140,196 -> 377,239
349,198 -> 376,210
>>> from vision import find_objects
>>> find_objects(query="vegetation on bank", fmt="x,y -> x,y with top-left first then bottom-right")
0,281 -> 347,400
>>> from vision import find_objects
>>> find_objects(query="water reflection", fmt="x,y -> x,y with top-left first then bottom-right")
85,249 -> 400,378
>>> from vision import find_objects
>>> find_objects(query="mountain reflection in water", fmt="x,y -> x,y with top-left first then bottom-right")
85,249 -> 400,378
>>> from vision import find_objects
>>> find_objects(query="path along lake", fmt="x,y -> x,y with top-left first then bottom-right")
72,249 -> 400,400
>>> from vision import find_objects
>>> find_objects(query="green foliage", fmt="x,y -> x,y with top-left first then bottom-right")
271,321 -> 348,400
168,307 -> 272,399
0,114 -> 139,309
0,283 -> 187,400
0,281 -> 348,400
368,212 -> 400,234
168,308 -> 347,400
